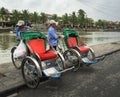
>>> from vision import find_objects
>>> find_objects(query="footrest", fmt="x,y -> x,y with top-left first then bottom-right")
82,57 -> 91,63
82,57 -> 98,64
43,67 -> 61,78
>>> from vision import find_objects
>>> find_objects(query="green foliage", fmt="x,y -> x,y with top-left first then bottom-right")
11,10 -> 21,24
62,13 -> 69,24
30,12 -> 40,24
22,10 -> 29,24
77,9 -> 86,25
40,12 -> 47,24
51,14 -> 58,21
0,7 -> 119,30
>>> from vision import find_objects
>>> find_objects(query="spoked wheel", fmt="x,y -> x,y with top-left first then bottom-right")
87,48 -> 95,60
55,52 -> 65,71
21,57 -> 42,88
63,49 -> 81,72
11,47 -> 22,69
85,48 -> 95,66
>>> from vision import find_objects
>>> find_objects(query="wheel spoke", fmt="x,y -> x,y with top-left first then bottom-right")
55,55 -> 64,71
22,57 -> 40,88
64,49 -> 81,71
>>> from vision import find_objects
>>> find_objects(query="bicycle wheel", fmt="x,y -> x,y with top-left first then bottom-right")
21,57 -> 42,88
11,46 -> 22,69
87,48 -> 95,60
55,52 -> 65,71
63,49 -> 81,71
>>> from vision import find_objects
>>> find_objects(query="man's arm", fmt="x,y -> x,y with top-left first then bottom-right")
24,25 -> 36,30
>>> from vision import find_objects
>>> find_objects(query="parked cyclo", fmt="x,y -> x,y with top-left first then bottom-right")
62,29 -> 104,71
11,31 -> 82,88
11,30 -> 104,88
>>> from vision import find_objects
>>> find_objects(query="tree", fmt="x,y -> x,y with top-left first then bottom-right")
0,7 -> 9,27
11,9 -> 21,25
69,11 -> 77,26
85,18 -> 94,27
40,12 -> 47,24
95,19 -> 103,28
62,13 -> 69,25
51,14 -> 58,21
30,12 -> 40,24
22,10 -> 30,24
78,9 -> 86,26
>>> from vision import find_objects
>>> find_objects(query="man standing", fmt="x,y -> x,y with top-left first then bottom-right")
48,20 -> 59,50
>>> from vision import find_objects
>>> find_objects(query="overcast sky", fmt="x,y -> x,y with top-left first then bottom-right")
0,0 -> 120,21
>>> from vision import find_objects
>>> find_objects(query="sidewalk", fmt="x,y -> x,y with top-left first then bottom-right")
0,41 -> 120,94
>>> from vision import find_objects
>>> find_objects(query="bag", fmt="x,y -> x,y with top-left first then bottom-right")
13,40 -> 26,58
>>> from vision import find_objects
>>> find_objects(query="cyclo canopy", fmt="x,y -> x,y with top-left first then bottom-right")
62,29 -> 79,48
21,30 -> 47,46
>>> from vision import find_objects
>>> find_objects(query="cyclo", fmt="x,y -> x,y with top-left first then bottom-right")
11,31 -> 78,88
62,29 -> 104,71
11,30 -> 104,88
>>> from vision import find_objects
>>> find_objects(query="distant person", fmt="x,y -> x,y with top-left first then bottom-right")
48,20 -> 59,50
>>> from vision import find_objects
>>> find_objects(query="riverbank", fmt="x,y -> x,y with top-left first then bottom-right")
0,27 -> 14,33
0,26 -> 120,33
0,41 -> 120,95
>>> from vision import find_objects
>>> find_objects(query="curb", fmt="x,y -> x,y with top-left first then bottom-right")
0,81 -> 25,96
96,49 -> 120,58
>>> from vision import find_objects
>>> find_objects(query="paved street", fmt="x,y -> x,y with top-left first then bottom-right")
0,42 -> 120,97
2,51 -> 120,97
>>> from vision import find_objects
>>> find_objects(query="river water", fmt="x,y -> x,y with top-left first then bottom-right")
0,31 -> 120,64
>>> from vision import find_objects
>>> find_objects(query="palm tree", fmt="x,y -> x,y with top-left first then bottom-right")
30,12 -> 40,24
78,9 -> 86,26
95,19 -> 103,29
51,14 -> 58,21
40,12 -> 47,24
69,11 -> 77,27
0,7 -> 9,27
85,18 -> 94,28
22,10 -> 29,24
62,13 -> 69,25
11,9 -> 21,25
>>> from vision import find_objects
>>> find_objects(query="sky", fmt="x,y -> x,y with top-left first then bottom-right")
0,0 -> 120,21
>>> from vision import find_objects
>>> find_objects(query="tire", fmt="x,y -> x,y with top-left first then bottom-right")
55,52 -> 65,71
85,48 -> 95,66
21,57 -> 42,88
87,48 -> 95,60
63,49 -> 81,72
11,47 -> 22,69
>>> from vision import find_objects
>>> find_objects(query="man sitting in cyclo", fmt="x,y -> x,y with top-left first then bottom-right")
16,20 -> 35,41
14,20 -> 36,59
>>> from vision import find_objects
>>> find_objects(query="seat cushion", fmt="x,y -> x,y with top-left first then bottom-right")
28,39 -> 57,61
27,39 -> 46,54
67,37 -> 78,47
38,50 -> 57,61
78,46 -> 90,52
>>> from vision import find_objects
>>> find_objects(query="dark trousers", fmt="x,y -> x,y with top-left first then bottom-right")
53,46 -> 57,50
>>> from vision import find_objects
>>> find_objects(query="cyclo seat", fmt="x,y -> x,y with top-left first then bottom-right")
21,31 -> 57,61
27,39 -> 57,61
67,37 -> 89,53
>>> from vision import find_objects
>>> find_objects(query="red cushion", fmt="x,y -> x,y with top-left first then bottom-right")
67,38 -> 77,47
27,39 -> 46,54
28,39 -> 57,61
78,46 -> 89,52
38,50 -> 57,61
